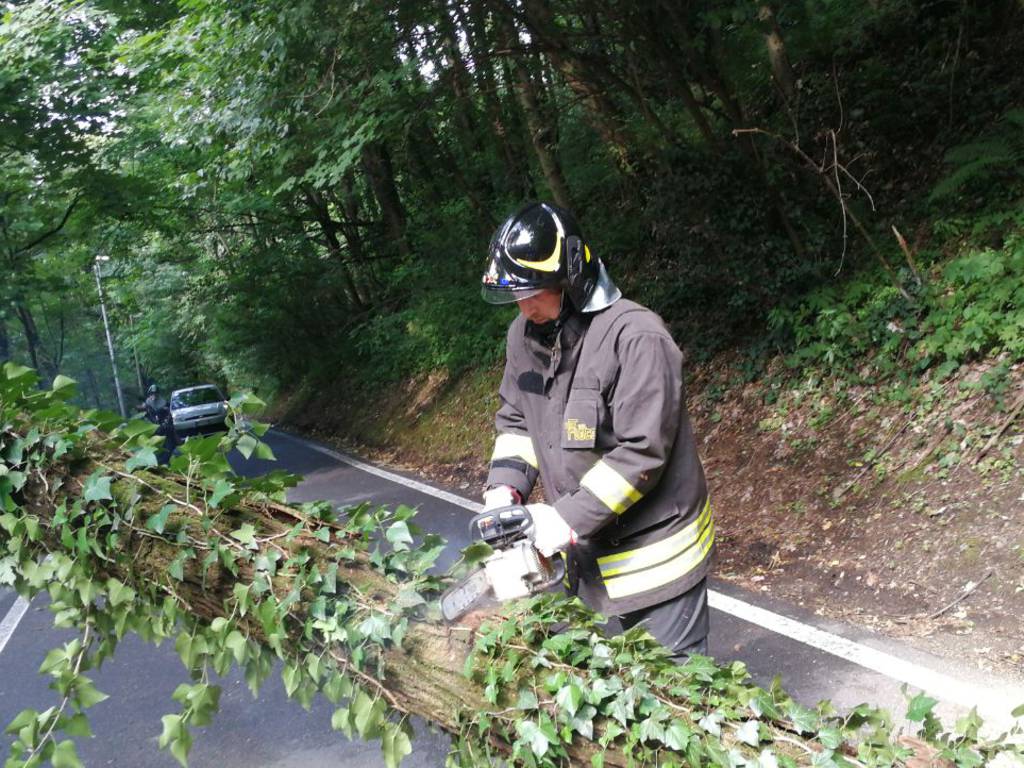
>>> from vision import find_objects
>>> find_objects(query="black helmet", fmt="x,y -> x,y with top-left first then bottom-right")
146,384 -> 159,396
481,202 -> 619,312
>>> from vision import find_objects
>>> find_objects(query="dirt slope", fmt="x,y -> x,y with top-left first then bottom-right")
276,356 -> 1024,679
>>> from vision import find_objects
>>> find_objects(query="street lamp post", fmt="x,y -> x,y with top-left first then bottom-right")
93,255 -> 127,418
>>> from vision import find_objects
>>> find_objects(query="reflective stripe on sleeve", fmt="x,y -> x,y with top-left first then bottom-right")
491,433 -> 538,469
598,499 -> 714,600
580,460 -> 643,514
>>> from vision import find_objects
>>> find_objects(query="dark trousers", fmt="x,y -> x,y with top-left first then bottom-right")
617,577 -> 709,661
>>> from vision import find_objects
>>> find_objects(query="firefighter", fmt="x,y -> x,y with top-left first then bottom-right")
481,202 -> 714,659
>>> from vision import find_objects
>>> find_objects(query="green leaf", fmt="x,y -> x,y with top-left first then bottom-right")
736,719 -> 760,747
516,719 -> 549,759
352,690 -> 386,740
381,723 -> 413,768
235,434 -> 259,459
75,678 -> 108,709
51,376 -> 77,397
664,721 -> 691,751
385,521 -> 413,550
82,473 -> 113,503
125,447 -> 158,473
158,714 -> 182,749
208,479 -> 234,509
555,683 -> 583,717
906,693 -> 938,722
1011,702 -> 1024,718
254,441 -> 275,461
331,707 -> 352,739
460,541 -> 493,568
225,631 -> 247,665
106,578 -> 135,607
51,740 -> 83,768
230,523 -> 257,547
63,713 -> 92,738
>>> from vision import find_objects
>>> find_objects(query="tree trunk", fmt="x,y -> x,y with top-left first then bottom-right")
14,302 -> 44,378
514,0 -> 637,173
302,188 -> 369,309
359,142 -> 413,259
461,1 -> 533,199
497,13 -> 573,210
757,4 -> 798,106
0,315 -> 10,363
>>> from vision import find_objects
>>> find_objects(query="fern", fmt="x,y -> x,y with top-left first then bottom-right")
929,110 -> 1024,202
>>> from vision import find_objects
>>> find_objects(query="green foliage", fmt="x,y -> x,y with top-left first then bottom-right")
930,110 -> 1024,205
769,220 -> 1024,385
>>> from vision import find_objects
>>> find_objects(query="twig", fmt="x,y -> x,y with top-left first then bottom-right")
973,392 -> 1024,465
927,570 -> 993,620
891,225 -> 923,286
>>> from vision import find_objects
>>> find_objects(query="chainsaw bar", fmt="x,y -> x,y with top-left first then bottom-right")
440,567 -> 493,622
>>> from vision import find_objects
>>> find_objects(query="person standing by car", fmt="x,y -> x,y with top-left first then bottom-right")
140,384 -> 179,464
480,202 -> 714,660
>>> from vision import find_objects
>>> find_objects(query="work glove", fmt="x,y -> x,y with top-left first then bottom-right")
526,503 -> 576,557
482,485 -> 520,512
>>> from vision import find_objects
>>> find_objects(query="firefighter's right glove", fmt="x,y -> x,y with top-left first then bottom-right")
526,503 -> 576,557
483,485 -> 520,512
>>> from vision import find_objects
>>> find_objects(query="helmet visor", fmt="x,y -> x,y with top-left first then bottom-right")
481,285 -> 546,305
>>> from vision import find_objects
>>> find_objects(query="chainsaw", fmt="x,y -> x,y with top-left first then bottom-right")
440,505 -> 566,622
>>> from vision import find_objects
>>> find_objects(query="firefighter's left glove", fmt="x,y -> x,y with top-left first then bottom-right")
526,504 -> 576,557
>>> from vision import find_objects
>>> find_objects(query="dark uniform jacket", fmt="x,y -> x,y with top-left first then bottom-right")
486,299 -> 713,614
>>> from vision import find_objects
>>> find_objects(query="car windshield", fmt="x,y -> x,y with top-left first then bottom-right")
171,388 -> 223,408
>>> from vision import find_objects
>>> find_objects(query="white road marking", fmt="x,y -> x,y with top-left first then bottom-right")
0,595 -> 30,656
277,432 -> 1024,722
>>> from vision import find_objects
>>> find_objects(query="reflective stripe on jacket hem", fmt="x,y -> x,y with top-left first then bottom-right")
598,499 -> 714,599
491,433 -> 539,469
580,460 -> 643,514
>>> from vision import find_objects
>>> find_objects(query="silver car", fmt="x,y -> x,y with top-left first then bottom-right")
170,385 -> 228,435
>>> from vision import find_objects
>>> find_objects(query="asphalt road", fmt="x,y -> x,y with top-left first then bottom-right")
2,430 -> 1021,766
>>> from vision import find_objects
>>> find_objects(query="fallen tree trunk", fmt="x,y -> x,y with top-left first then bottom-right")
1,366 -> 1020,768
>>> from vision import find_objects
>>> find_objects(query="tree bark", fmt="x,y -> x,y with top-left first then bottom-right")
0,315 -> 10,363
757,4 -> 798,106
460,1 -> 533,199
513,0 -> 637,173
497,12 -> 573,209
359,142 -> 413,260
302,187 -> 369,309
14,302 -> 44,378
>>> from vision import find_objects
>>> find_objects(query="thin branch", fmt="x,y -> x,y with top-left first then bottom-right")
14,194 -> 82,255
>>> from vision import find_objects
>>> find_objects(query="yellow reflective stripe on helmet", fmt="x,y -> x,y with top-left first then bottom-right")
602,518 -> 715,600
491,433 -> 538,469
598,499 -> 712,577
515,231 -> 562,272
580,460 -> 643,514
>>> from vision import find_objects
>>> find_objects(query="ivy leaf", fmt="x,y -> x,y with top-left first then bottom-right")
460,541 -> 493,568
736,719 -> 760,747
1011,702 -> 1024,718
83,473 -> 113,502
352,690 -> 386,740
516,688 -> 539,710
331,707 -> 352,739
208,479 -> 234,509
516,719 -> 550,758
146,504 -> 175,534
254,440 -> 275,461
785,701 -> 818,734
555,683 -> 583,717
75,678 -> 109,709
235,434 -> 259,459
125,447 -> 158,472
906,693 -> 938,722
225,631 -> 247,665
231,523 -> 258,547
664,721 -> 691,751
51,739 -> 83,768
381,723 -> 413,768
385,521 -> 413,550
63,713 -> 92,738
106,578 -> 135,607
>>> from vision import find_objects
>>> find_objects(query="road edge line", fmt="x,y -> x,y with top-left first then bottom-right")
0,596 -> 31,657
